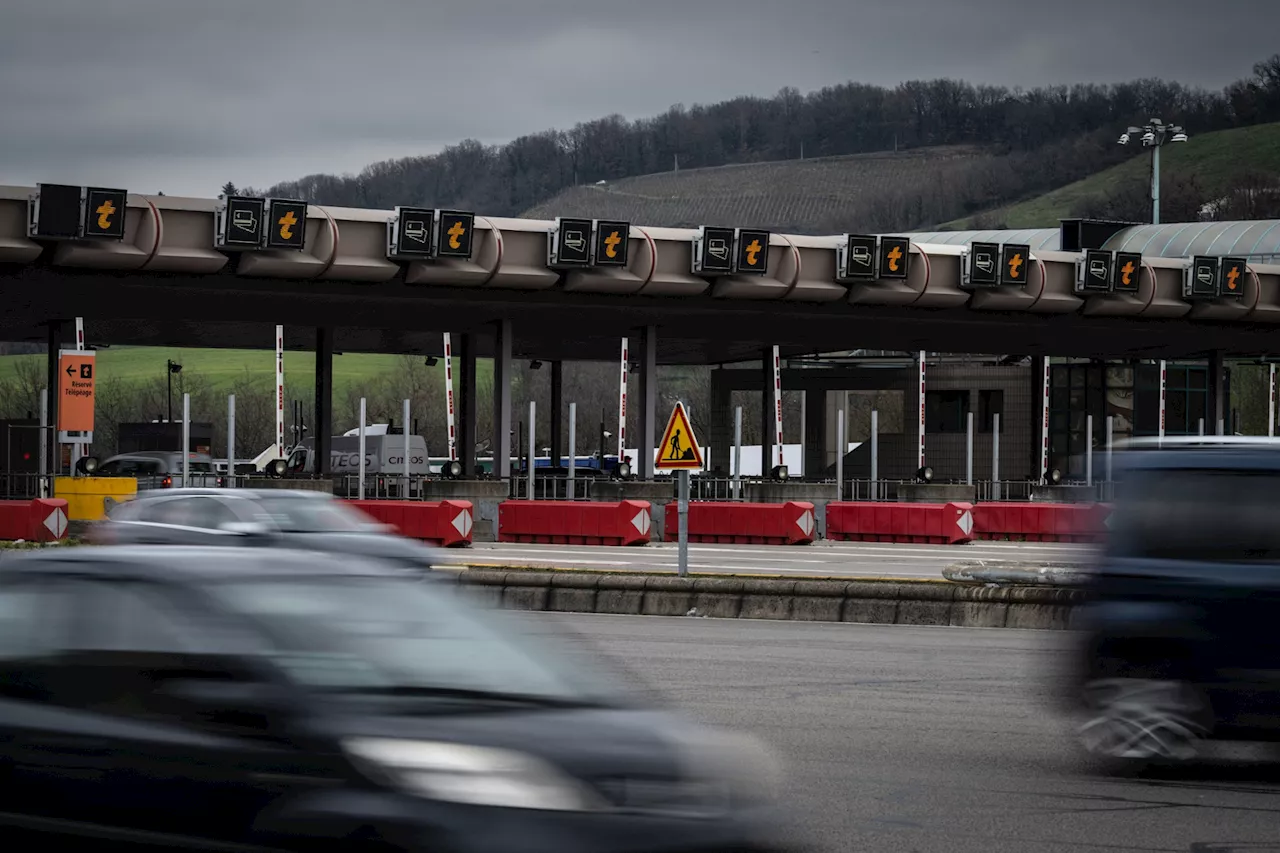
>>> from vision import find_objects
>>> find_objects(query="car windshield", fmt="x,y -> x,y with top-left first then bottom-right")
1110,466 -> 1280,561
248,496 -> 380,533
205,576 -> 619,705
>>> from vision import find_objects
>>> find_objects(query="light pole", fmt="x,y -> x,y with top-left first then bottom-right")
166,360 -> 183,422
1117,118 -> 1188,225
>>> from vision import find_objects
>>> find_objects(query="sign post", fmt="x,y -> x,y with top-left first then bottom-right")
655,402 -> 704,578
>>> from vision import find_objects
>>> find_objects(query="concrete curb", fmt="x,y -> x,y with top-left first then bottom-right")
448,567 -> 1083,630
943,560 -> 1092,587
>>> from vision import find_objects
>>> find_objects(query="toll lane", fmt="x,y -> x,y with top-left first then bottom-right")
455,539 -> 1095,579
520,614 -> 1280,853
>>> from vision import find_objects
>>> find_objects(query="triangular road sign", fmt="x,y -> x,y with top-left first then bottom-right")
655,402 -> 704,470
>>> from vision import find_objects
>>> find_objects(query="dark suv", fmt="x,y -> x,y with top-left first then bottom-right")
1070,438 -> 1280,769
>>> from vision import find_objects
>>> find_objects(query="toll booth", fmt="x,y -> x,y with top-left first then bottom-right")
117,421 -> 214,455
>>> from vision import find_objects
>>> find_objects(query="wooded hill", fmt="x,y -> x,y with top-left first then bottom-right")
246,56 -> 1280,233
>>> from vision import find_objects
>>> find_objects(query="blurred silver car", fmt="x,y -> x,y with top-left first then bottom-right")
89,488 -> 442,573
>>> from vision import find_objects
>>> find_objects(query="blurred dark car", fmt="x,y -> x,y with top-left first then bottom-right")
1069,438 -> 1280,770
0,546 -> 790,852
89,488 -> 442,574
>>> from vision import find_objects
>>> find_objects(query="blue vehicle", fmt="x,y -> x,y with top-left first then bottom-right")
1069,437 -> 1280,770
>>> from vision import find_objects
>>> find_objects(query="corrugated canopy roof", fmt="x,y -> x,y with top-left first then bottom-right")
903,221 -> 1280,261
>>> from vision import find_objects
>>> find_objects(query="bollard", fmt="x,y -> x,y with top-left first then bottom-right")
733,406 -> 743,499
527,401 -> 536,500
870,409 -> 879,497
227,394 -> 236,488
965,411 -> 973,486
1085,414 -> 1093,487
992,413 -> 1001,501
567,402 -> 576,500
182,394 -> 191,488
835,409 -> 845,501
358,398 -> 367,500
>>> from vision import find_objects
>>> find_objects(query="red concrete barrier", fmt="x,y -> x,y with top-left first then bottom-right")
826,501 -> 974,545
971,502 -> 1109,543
499,500 -> 652,546
345,500 -> 473,547
0,498 -> 70,542
664,501 -> 817,545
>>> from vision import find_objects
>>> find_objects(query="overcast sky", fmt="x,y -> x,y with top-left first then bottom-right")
2,0 -> 1276,197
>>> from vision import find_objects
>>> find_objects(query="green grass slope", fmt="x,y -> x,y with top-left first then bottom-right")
0,346 -> 483,397
942,122 -> 1280,230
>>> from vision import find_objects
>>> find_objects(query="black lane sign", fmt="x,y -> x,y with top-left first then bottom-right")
1187,255 -> 1219,299
1080,249 -> 1113,293
1219,256 -> 1247,298
842,234 -> 878,279
551,217 -> 593,267
435,210 -> 475,260
735,229 -> 770,275
83,187 -> 127,240
694,226 -> 735,275
1113,252 -> 1142,294
388,206 -> 435,257
32,183 -> 83,239
593,220 -> 630,267
879,236 -> 911,280
966,241 -> 1000,287
220,196 -> 266,248
266,199 -> 307,250
1000,243 -> 1031,287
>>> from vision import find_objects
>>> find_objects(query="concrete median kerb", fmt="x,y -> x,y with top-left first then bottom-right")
453,567 -> 1083,630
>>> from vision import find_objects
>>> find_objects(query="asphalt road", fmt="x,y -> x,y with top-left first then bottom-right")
516,613 -> 1280,853
453,539 -> 1096,579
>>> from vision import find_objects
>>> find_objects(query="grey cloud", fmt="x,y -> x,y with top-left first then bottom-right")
1,0 -> 1276,196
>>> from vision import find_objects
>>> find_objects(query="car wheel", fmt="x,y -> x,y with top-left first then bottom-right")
1077,677 -> 1208,768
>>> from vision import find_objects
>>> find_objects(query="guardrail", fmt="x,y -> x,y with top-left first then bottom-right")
0,473 -> 53,500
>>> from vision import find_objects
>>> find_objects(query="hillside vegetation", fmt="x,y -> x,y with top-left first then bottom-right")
243,56 -> 1280,236
947,121 -> 1280,229
522,146 -> 996,233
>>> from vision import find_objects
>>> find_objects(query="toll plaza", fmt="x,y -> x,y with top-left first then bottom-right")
3,182 -> 1280,541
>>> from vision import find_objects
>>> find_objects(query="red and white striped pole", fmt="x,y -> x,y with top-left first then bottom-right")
1158,359 -> 1167,446
917,351 -> 926,470
1269,363 -> 1275,438
618,338 -> 628,464
275,325 -> 285,459
443,333 -> 457,460
1039,357 -> 1050,482
772,346 -> 785,468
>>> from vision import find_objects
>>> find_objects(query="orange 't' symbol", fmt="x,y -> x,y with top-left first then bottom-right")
278,210 -> 298,241
1226,264 -> 1241,291
1007,252 -> 1023,279
1120,260 -> 1135,287
604,230 -> 622,258
95,199 -> 116,230
745,239 -> 762,266
447,220 -> 466,250
886,244 -> 903,272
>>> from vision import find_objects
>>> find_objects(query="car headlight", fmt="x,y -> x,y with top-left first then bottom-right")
343,737 -> 606,812
661,725 -> 782,803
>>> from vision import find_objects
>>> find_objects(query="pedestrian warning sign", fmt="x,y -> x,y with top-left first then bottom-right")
655,402 -> 704,470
